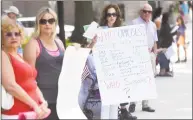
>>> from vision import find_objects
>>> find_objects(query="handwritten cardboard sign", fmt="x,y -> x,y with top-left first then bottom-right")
92,24 -> 157,105
57,46 -> 91,119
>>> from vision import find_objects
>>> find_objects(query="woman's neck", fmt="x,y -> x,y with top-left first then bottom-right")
39,34 -> 54,44
3,47 -> 17,55
107,23 -> 114,28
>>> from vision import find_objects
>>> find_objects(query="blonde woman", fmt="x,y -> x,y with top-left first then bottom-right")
23,7 -> 64,119
1,15 -> 49,119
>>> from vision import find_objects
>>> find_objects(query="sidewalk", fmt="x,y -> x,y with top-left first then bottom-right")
86,22 -> 192,119
132,21 -> 192,119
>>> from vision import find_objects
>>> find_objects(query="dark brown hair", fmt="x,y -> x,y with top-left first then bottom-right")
99,4 -> 123,27
162,12 -> 169,24
177,15 -> 186,29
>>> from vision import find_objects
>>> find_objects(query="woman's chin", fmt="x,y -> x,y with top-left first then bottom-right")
11,44 -> 20,48
43,31 -> 53,35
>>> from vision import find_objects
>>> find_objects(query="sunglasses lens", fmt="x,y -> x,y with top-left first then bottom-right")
6,32 -> 20,37
107,13 -> 111,17
39,18 -> 55,24
6,32 -> 12,37
143,10 -> 152,14
48,18 -> 55,24
112,13 -> 117,17
15,32 -> 21,36
107,13 -> 117,17
39,19 -> 47,24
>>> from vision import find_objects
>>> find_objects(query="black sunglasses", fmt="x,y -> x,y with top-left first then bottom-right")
6,32 -> 21,37
142,10 -> 152,14
39,18 -> 55,25
106,13 -> 117,17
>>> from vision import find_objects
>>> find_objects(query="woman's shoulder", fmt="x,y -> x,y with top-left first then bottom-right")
2,50 -> 7,57
1,50 -> 12,63
55,37 -> 65,51
26,37 -> 39,46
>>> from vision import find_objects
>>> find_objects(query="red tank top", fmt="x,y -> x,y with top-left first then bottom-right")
2,54 -> 40,115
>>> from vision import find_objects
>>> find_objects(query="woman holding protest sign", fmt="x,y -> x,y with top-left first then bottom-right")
80,4 -> 137,120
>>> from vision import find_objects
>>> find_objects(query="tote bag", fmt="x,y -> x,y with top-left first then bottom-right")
2,85 -> 14,110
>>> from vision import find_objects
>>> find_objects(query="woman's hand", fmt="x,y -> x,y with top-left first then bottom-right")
92,35 -> 97,44
162,48 -> 167,53
39,100 -> 48,112
88,35 -> 97,48
33,105 -> 47,119
156,48 -> 167,53
155,48 -> 162,53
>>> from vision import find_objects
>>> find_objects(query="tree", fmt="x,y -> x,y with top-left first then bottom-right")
57,1 -> 66,48
70,1 -> 94,44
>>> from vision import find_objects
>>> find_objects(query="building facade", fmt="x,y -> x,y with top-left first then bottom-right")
2,1 -> 175,25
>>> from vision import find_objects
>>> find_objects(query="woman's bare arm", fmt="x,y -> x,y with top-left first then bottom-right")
23,38 -> 38,67
36,87 -> 45,103
2,51 -> 39,109
23,39 -> 47,104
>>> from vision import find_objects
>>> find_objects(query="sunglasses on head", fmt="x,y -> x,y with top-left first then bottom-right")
39,18 -> 55,25
6,32 -> 21,37
142,10 -> 152,14
106,13 -> 117,17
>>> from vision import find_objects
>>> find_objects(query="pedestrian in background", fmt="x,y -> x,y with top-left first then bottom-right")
175,15 -> 187,63
130,3 -> 157,113
157,12 -> 176,76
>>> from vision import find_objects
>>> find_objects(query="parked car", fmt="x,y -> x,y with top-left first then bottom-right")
17,17 -> 74,39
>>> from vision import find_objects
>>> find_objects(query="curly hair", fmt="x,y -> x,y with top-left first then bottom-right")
99,4 -> 123,27
1,15 -> 25,45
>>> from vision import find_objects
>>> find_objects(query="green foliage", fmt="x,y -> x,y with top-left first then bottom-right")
22,35 -> 31,49
173,2 -> 180,14
66,38 -> 73,47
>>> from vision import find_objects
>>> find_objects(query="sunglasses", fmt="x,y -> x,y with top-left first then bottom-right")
6,32 -> 21,37
142,10 -> 152,14
106,13 -> 117,17
39,18 -> 55,25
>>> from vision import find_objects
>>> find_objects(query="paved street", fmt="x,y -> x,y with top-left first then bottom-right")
132,22 -> 192,119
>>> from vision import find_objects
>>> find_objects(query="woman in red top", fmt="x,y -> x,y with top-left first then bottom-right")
1,16 -> 49,119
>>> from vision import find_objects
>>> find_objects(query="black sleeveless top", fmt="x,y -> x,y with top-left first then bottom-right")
35,39 -> 64,103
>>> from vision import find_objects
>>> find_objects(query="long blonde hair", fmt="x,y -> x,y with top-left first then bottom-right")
32,7 -> 58,40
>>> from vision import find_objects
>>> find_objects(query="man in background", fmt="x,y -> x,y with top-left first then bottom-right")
129,3 -> 157,113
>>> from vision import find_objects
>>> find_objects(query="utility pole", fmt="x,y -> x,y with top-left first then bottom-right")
57,1 -> 66,48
